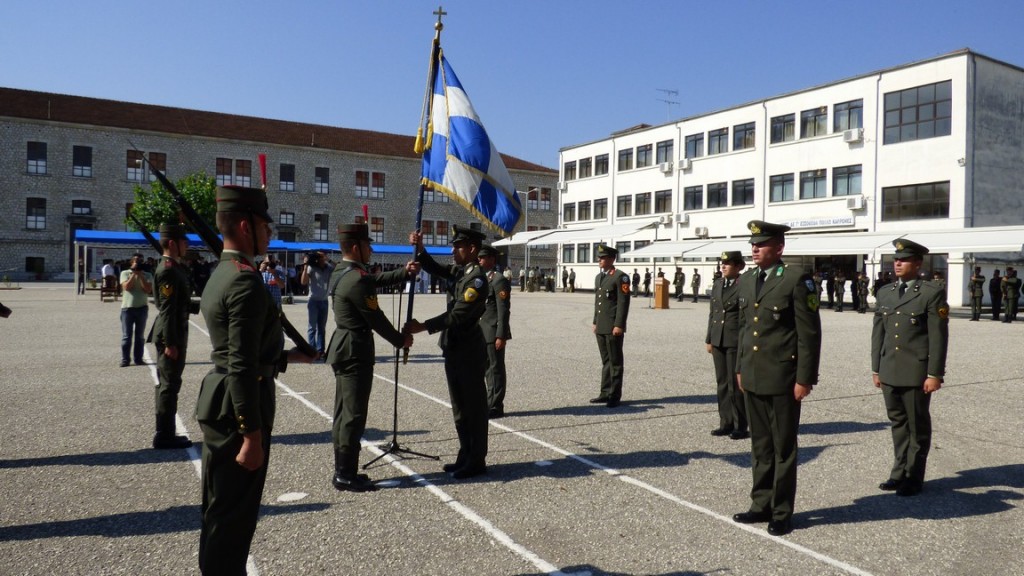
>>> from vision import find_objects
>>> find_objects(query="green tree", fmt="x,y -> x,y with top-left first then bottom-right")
128,172 -> 217,233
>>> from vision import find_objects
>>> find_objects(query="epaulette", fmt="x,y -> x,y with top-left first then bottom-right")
232,260 -> 256,273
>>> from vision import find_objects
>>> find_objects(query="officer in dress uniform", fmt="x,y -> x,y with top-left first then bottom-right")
591,245 -> 631,408
326,224 -> 416,492
706,251 -> 748,439
871,239 -> 949,497
833,270 -> 847,312
195,185 -> 315,575
968,266 -> 985,321
857,271 -> 871,313
405,225 -> 490,479
691,268 -> 702,303
477,245 -> 512,419
732,220 -> 821,537
1003,267 -> 1020,322
148,223 -> 198,449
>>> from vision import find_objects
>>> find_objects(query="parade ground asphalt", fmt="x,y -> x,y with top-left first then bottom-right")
0,283 -> 1022,576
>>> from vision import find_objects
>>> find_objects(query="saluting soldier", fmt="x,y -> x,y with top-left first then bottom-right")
196,185 -> 315,575
732,221 -> 821,537
591,245 -> 631,408
405,225 -> 490,479
871,239 -> 949,497
1003,267 -> 1020,322
968,265 -> 985,321
477,245 -> 512,419
326,224 -> 416,492
148,223 -> 197,450
705,251 -> 748,440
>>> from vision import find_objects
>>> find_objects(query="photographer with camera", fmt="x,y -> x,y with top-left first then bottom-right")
119,253 -> 153,367
301,250 -> 334,358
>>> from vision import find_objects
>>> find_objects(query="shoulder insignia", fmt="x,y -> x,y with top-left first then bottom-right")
620,274 -> 630,284
357,268 -> 368,276
938,303 -> 950,320
165,258 -> 175,268
807,294 -> 820,312
232,260 -> 256,273
464,287 -> 480,302
621,282 -> 630,295
365,295 -> 379,310
473,277 -> 485,289
775,265 -> 784,277
498,290 -> 508,300
160,283 -> 173,298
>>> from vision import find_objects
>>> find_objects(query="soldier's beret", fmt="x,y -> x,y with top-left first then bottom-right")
596,244 -> 619,258
158,223 -> 188,240
747,220 -> 790,244
216,185 -> 273,223
338,223 -> 370,243
478,244 -> 501,258
892,238 -> 929,259
451,225 -> 486,245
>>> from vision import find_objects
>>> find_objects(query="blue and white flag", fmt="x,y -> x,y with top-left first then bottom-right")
421,51 -> 522,236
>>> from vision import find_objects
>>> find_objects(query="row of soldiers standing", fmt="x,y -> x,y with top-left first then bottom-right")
968,266 -> 1021,322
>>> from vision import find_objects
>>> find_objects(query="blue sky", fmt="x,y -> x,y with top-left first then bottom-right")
4,1 -> 1024,169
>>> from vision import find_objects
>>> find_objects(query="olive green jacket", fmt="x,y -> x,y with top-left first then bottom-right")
325,261 -> 408,365
479,270 -> 512,343
593,268 -> 631,334
871,279 -> 949,387
148,255 -> 192,349
417,251 -> 488,354
706,276 -> 741,348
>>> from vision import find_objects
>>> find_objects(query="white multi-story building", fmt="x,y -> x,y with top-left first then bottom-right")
547,49 -> 1024,307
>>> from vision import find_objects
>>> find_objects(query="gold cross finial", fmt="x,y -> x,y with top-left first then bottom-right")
434,5 -> 447,30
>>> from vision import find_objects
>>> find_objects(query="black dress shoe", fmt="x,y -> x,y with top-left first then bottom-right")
710,427 -> 734,437
589,397 -> 610,404
732,511 -> 771,524
451,464 -> 487,480
729,430 -> 750,440
120,360 -> 130,368
896,480 -> 922,497
879,478 -> 903,491
442,460 -> 466,473
488,408 -> 504,419
152,434 -> 193,449
332,473 -> 378,492
767,518 -> 792,536
605,399 -> 620,408
135,359 -> 146,366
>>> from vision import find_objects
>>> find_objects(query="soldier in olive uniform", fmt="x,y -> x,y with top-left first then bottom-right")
833,270 -> 847,312
405,226 -> 490,479
871,239 -> 949,497
1003,267 -> 1020,322
968,266 -> 985,321
705,251 -> 748,439
591,245 -> 631,408
477,245 -> 512,419
148,223 -> 197,450
196,186 -> 315,575
691,268 -> 702,303
989,270 -> 1003,321
732,221 -> 821,537
673,267 -> 685,301
857,272 -> 871,313
326,224 -> 416,492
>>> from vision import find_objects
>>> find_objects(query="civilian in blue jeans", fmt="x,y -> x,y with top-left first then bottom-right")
302,251 -> 334,357
119,254 -> 153,367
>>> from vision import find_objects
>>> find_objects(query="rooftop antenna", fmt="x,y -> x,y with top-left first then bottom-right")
656,88 -> 679,122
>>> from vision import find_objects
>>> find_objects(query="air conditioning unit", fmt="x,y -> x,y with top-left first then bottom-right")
846,195 -> 865,210
556,181 -> 567,192
694,226 -> 709,237
679,158 -> 692,170
675,213 -> 688,224
659,162 -> 673,174
660,214 -> 672,224
843,128 -> 864,143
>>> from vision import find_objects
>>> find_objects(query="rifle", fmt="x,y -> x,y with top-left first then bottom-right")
129,142 -> 318,358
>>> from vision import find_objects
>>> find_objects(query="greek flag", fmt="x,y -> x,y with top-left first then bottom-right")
421,52 -> 523,236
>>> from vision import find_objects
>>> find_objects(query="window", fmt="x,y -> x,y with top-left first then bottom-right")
576,243 -> 590,263
800,169 -> 827,199
882,181 -> 950,221
632,240 -> 651,263
72,146 -> 92,177
834,99 -> 863,132
771,114 -> 795,143
72,199 -> 92,215
685,133 -> 704,159
279,211 -> 295,225
733,122 -> 756,151
617,148 -> 633,171
634,193 -> 651,215
708,128 -> 729,155
578,201 -> 591,221
147,153 -> 167,181
594,154 -> 609,176
654,190 -> 672,213
278,231 -> 296,242
127,150 -> 145,181
539,188 -> 552,210
357,170 -> 373,196
562,245 -> 575,264
594,198 -> 608,220
315,167 -> 330,194
234,159 -> 252,187
616,195 -> 632,217
27,142 -> 47,174
526,189 -> 539,210
435,221 -> 450,245
615,241 -> 632,263
370,217 -> 384,242
656,140 -> 674,164
884,80 -> 952,144
684,185 -> 703,211
707,182 -> 728,208
732,178 -> 755,206
424,188 -> 450,203
801,107 -> 828,138
636,144 -> 653,168
215,157 -> 232,186
770,173 -> 795,202
833,165 -> 862,196
563,203 -> 576,222
564,160 -> 577,181
313,213 -> 329,241
26,197 -> 46,229
578,157 -> 592,179
370,172 -> 385,199
421,220 -> 435,245
280,163 -> 295,191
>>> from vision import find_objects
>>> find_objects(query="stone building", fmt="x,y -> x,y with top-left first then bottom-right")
0,88 -> 557,280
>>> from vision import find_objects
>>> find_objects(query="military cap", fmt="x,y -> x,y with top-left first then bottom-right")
158,223 -> 187,241
892,238 -> 929,259
596,244 -> 619,258
719,250 -> 746,267
337,223 -> 370,243
215,185 -> 273,223
478,244 -> 501,258
747,220 -> 790,244
451,224 -> 486,245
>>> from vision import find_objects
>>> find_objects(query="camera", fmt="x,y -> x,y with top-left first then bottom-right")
306,251 -> 322,267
